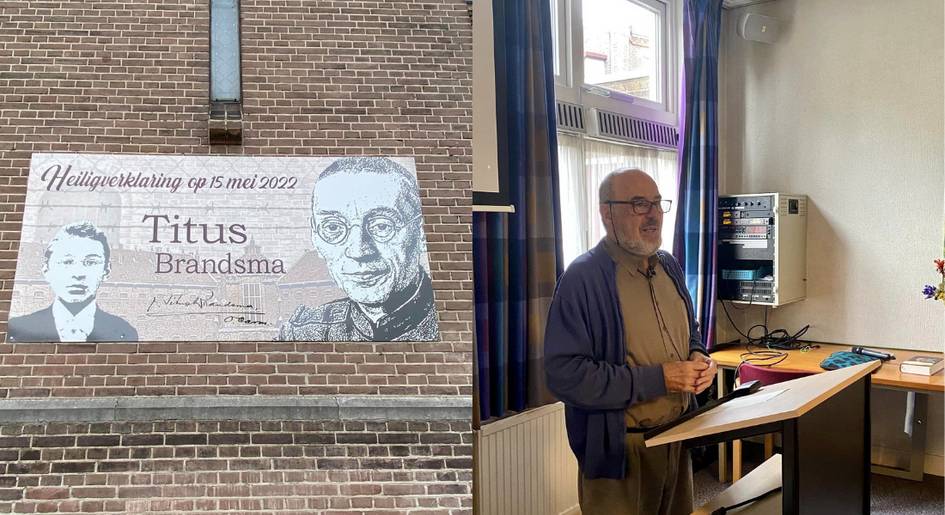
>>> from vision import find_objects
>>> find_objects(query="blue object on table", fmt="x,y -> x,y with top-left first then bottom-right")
820,351 -> 879,371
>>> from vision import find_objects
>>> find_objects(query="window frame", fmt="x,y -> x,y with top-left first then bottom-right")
556,133 -> 680,267
551,0 -> 571,90
209,0 -> 243,104
554,0 -> 681,126
241,282 -> 263,323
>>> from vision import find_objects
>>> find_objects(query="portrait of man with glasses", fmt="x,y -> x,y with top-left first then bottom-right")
277,157 -> 440,342
7,221 -> 137,342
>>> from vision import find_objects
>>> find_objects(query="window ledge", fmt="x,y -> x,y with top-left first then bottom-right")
209,101 -> 242,145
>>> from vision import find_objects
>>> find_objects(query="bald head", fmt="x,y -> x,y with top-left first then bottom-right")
598,168 -> 664,256
598,168 -> 658,204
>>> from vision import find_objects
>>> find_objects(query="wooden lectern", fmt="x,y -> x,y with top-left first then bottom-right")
645,360 -> 881,515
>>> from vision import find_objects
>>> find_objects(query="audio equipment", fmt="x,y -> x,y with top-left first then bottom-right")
718,193 -> 807,307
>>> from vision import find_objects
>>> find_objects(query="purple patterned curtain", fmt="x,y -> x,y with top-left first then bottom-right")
673,0 -> 723,351
473,0 -> 563,425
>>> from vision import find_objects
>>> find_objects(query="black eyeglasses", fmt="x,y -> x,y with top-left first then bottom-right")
602,199 -> 672,215
312,213 -> 422,246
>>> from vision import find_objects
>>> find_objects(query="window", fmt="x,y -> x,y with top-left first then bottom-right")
554,0 -> 679,125
552,0 -> 681,267
557,134 -> 678,267
210,0 -> 242,103
551,0 -> 568,84
584,0 -> 662,103
209,0 -> 243,144
241,283 -> 263,323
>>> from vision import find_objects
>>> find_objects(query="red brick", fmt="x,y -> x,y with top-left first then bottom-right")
71,487 -> 115,498
25,487 -> 68,500
0,0 -> 472,510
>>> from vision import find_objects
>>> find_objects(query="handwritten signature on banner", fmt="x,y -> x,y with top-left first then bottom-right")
145,291 -> 268,326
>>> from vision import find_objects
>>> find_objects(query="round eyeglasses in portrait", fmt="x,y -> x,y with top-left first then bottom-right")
312,212 -> 423,246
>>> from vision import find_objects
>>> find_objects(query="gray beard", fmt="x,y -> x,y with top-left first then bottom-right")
619,236 -> 661,257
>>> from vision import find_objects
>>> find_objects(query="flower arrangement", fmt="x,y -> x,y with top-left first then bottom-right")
923,259 -> 945,304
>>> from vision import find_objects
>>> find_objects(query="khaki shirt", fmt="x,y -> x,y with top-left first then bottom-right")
603,240 -> 691,429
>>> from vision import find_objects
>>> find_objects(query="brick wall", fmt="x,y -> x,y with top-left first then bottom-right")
0,0 -> 473,512
0,342 -> 470,398
0,0 -> 474,396
0,419 -> 472,514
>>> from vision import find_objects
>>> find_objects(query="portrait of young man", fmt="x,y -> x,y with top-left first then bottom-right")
7,221 -> 138,343
278,157 -> 440,342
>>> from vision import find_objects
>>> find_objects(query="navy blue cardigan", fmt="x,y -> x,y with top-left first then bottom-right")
544,240 -> 706,479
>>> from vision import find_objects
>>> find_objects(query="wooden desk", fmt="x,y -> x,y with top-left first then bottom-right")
694,454 -> 782,515
709,342 -> 944,482
709,342 -> 944,392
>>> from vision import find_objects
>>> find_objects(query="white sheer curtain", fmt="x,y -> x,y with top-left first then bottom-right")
557,135 -> 678,268
556,133 -> 588,266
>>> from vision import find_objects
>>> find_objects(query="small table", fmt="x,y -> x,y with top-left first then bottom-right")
709,342 -> 943,481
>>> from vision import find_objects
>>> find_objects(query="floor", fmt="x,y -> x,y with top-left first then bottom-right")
693,456 -> 945,515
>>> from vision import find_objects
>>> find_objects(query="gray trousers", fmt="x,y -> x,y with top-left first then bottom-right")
578,432 -> 694,515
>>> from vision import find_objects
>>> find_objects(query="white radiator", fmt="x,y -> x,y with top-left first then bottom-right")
474,402 -> 580,515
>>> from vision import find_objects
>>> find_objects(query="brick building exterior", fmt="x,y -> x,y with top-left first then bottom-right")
0,1 -> 473,513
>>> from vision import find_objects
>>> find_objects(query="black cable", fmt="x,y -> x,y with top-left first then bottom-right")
721,300 -> 811,350
710,486 -> 782,515
738,349 -> 787,366
721,299 -> 815,380
720,298 -> 752,340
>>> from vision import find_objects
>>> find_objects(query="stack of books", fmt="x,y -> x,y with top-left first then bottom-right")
899,356 -> 944,376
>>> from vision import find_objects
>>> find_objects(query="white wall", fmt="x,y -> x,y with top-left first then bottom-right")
719,0 -> 944,352
719,0 -> 944,474
472,0 -> 501,200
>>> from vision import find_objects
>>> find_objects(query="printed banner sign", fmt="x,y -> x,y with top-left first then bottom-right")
7,153 -> 440,343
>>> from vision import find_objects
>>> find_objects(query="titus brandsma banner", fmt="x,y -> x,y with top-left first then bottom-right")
6,153 -> 440,343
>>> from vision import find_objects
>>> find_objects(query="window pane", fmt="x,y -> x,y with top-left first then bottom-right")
582,0 -> 660,102
241,282 -> 263,322
550,0 -> 560,77
211,0 -> 241,102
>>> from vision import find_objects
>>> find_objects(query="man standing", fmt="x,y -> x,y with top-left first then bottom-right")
544,169 -> 716,515
7,222 -> 137,342
278,157 -> 439,342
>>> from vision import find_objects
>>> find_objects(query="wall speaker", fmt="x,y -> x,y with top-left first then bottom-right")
737,12 -> 780,44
